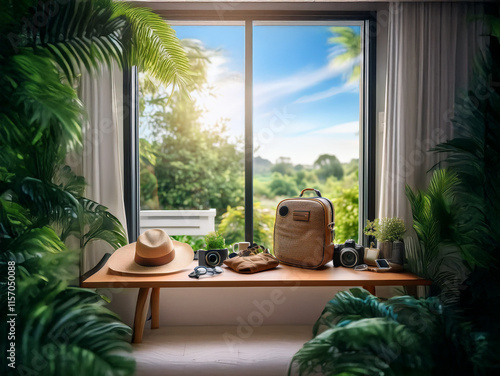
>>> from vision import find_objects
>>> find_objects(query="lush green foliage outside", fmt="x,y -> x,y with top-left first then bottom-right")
218,203 -> 276,246
140,40 -> 360,249
253,157 -> 359,245
139,40 -> 244,215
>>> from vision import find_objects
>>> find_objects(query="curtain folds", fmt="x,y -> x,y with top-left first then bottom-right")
378,2 -> 486,226
74,65 -> 128,274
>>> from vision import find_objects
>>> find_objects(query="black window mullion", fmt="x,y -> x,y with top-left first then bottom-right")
361,17 -> 377,244
123,66 -> 140,243
244,19 -> 254,243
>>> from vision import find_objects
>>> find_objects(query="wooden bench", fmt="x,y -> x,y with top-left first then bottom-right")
81,256 -> 431,343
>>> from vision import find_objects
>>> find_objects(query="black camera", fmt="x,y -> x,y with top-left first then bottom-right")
198,249 -> 228,267
333,240 -> 364,268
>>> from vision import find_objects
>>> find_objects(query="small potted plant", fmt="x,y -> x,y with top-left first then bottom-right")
205,231 -> 226,250
364,218 -> 406,263
198,232 -> 228,267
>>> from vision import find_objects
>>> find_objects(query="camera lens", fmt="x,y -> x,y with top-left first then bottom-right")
340,248 -> 358,268
206,251 -> 220,267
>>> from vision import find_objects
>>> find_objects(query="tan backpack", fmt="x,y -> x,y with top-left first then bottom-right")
273,188 -> 335,269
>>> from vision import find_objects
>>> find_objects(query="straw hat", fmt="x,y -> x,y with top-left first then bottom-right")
108,229 -> 194,275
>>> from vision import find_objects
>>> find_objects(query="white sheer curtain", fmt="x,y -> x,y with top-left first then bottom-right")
72,65 -> 128,274
378,2 -> 486,226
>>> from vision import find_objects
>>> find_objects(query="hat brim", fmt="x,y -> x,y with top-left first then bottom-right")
108,239 -> 194,276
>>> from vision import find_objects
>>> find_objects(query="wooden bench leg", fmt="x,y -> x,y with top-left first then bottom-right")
151,288 -> 160,329
363,285 -> 376,295
132,288 -> 151,344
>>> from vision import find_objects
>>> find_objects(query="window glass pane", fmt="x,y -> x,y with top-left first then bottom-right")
139,25 -> 245,247
253,24 -> 361,245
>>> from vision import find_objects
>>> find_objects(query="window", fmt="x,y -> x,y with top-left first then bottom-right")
253,22 -> 362,245
131,14 -> 375,248
138,24 -> 246,241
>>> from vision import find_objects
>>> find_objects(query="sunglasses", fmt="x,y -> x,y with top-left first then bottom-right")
188,266 -> 224,279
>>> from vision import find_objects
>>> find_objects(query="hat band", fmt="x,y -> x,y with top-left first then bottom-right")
135,249 -> 176,266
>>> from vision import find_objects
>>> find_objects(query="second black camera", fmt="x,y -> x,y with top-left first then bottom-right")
333,239 -> 364,268
198,249 -> 228,267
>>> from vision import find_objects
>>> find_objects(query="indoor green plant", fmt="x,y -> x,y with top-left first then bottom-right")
204,231 -> 226,250
291,13 -> 500,376
0,0 -> 189,374
364,217 -> 406,261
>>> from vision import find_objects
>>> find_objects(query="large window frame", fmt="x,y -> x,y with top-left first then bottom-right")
123,10 -> 377,244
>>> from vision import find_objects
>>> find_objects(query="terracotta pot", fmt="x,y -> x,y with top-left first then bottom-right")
378,241 -> 393,260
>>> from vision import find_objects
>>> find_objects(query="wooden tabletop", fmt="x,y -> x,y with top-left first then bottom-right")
81,260 -> 431,289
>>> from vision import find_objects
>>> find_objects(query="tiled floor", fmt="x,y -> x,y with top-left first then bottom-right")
133,325 -> 312,376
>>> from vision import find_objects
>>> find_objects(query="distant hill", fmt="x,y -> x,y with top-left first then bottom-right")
254,156 -> 273,174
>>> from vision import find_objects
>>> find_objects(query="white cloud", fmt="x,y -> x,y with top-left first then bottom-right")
295,80 -> 358,104
253,58 -> 355,108
312,121 -> 359,135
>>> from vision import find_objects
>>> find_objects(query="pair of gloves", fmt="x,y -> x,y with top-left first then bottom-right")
224,243 -> 279,274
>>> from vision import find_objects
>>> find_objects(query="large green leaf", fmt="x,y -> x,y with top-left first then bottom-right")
112,2 -> 191,88
0,50 -> 84,154
292,288 -> 489,376
4,282 -> 135,376
292,317 -> 433,376
61,197 -> 127,250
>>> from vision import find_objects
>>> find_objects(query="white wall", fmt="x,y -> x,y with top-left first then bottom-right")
103,284 -> 403,328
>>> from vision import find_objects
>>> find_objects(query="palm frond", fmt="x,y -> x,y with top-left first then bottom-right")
405,170 -> 479,304
0,50 -> 84,153
5,0 -> 190,91
328,27 -> 361,60
10,0 -> 127,83
328,26 -> 361,82
0,196 -> 31,240
0,198 -> 77,291
55,165 -> 86,197
112,2 -> 191,89
17,177 -> 81,228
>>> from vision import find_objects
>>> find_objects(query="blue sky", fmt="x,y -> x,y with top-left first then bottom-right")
173,24 -> 360,165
